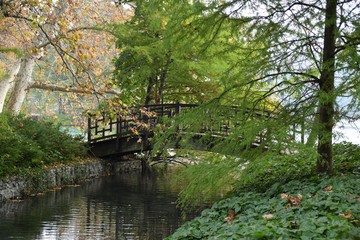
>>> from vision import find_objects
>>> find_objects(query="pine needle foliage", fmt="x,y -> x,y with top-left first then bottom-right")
170,152 -> 242,211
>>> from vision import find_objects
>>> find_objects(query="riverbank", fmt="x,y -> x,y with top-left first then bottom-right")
165,143 -> 360,239
166,173 -> 360,239
0,156 -> 142,202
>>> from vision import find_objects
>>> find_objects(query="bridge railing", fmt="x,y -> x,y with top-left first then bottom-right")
87,103 -> 198,143
87,103 -> 305,146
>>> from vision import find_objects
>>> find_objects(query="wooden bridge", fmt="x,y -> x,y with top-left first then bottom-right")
87,103 -> 197,157
87,103 -> 301,158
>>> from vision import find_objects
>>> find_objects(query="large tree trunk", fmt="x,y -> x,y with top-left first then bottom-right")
0,59 -> 21,113
317,0 -> 337,175
5,57 -> 36,115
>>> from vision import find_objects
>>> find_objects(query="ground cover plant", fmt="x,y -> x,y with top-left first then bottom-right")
167,174 -> 359,239
166,142 -> 360,239
0,113 -> 87,177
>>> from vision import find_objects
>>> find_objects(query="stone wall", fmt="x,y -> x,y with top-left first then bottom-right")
0,157 -> 142,202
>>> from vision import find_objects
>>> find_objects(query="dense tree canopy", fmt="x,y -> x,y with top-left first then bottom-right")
112,0 -> 248,105
121,0 -> 359,175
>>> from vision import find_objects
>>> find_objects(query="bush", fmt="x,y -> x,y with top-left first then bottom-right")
171,141 -> 360,211
0,113 -> 87,177
235,145 -> 318,194
333,141 -> 360,174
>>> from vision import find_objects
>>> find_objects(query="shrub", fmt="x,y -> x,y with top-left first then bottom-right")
333,141 -> 360,174
0,113 -> 87,177
0,114 -> 44,176
235,145 -> 318,194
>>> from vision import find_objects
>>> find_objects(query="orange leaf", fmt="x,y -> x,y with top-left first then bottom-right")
280,193 -> 288,199
288,194 -> 302,207
290,220 -> 299,228
339,212 -> 352,219
281,194 -> 302,207
324,185 -> 333,192
224,210 -> 237,224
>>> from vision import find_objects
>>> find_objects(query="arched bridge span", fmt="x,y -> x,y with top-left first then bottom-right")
87,103 -> 302,158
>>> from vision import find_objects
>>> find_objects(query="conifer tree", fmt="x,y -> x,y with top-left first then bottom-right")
112,0 -> 239,105
166,0 -> 359,175
115,0 -> 359,176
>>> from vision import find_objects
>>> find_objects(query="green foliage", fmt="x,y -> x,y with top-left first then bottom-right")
333,141 -> 360,174
129,0 -> 360,176
112,0 -> 242,105
169,141 -> 360,213
168,148 -> 316,211
0,113 -> 87,177
170,152 -> 241,210
0,47 -> 23,56
167,174 -> 360,239
236,145 -> 318,193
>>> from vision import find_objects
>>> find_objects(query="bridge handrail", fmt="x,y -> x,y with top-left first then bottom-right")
87,103 -> 299,145
87,103 -> 198,143
87,103 -> 307,158
88,103 -> 282,143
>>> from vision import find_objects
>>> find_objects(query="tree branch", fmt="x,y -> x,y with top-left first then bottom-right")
30,82 -> 121,95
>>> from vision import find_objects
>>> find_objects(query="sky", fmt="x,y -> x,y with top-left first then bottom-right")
334,120 -> 360,145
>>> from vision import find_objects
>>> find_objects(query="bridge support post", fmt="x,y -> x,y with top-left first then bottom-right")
87,117 -> 92,143
175,101 -> 181,114
116,117 -> 122,151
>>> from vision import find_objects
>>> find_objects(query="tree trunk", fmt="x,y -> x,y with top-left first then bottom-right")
5,57 -> 36,115
317,0 -> 337,175
306,108 -> 319,147
159,55 -> 171,104
144,76 -> 155,105
30,82 -> 121,95
0,59 -> 21,113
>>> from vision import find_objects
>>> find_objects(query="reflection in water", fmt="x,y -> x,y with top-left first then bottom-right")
0,172 -> 191,240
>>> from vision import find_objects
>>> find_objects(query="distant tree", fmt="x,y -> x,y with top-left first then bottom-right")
0,0 -> 128,116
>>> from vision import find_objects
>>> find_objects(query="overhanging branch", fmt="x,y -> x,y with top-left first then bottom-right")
30,82 -> 121,95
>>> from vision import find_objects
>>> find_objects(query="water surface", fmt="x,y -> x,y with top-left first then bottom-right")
0,172 -> 189,240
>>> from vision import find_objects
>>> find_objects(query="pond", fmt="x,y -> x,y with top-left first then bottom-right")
0,171 -> 193,240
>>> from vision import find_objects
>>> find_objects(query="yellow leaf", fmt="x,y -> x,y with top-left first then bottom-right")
263,214 -> 274,219
324,185 -> 333,192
